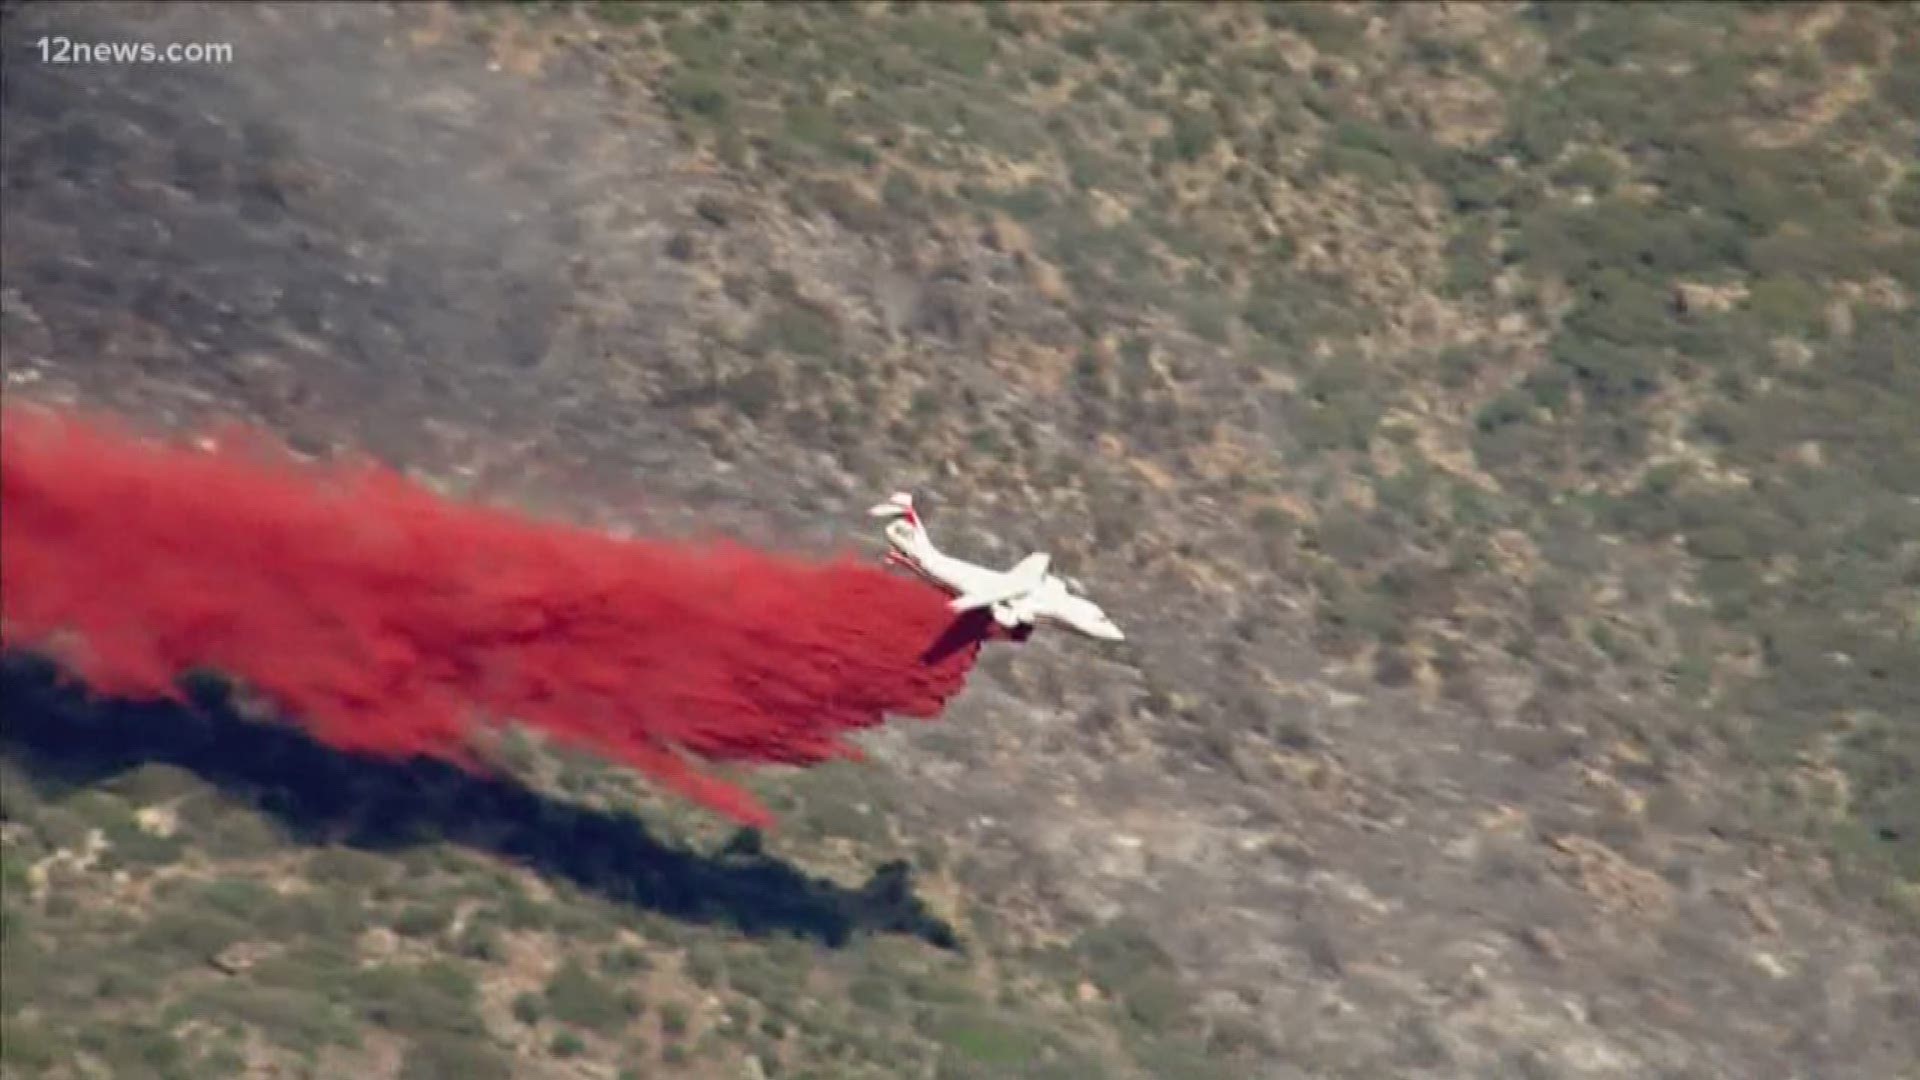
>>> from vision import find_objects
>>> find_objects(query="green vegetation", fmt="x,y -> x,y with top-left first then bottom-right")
400,1035 -> 512,1080
623,0 -> 1914,922
654,0 -> 1916,931
1437,5 -> 1919,893
544,957 -> 637,1035
925,1008 -> 1049,1069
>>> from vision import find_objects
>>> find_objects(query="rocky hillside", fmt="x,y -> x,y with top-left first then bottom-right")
2,3 -> 1916,1078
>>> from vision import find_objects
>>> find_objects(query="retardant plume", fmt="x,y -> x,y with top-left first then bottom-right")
0,405 -> 989,827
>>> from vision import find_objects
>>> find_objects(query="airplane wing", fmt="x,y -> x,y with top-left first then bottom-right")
948,552 -> 1050,613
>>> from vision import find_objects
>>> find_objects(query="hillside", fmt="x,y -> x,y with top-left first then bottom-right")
2,2 -> 1916,1078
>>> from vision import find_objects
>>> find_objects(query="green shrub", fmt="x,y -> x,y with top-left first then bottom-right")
1264,3 -> 1365,51
101,763 -> 205,805
602,945 -> 652,977
307,845 -> 389,887
683,943 -> 723,988
847,974 -> 897,1014
185,983 -> 356,1056
896,16 -> 997,77
400,1035 -> 511,1080
1889,171 -> 1920,230
1072,918 -> 1173,994
1746,276 -> 1825,333
1152,110 -> 1218,165
392,903 -> 455,940
663,71 -> 731,122
547,959 -> 634,1035
352,962 -> 485,1038
660,1001 -> 691,1038
199,877 -> 274,921
1286,362 -> 1383,453
924,1010 -> 1046,1068
136,909 -> 249,961
454,922 -> 504,962
1441,219 -> 1499,296
753,303 -> 842,359
0,1018 -> 64,1071
77,1021 -> 187,1080
550,1029 -> 587,1057
1553,148 -> 1620,192
1884,41 -> 1920,119
95,817 -> 185,869
1119,973 -> 1191,1033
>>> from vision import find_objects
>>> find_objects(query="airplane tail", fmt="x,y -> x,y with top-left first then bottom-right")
870,492 -> 931,543
870,491 -> 933,565
868,491 -> 920,527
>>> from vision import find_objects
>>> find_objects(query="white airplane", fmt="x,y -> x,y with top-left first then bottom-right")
868,492 -> 1125,642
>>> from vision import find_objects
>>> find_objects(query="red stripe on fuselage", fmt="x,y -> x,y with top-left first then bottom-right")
886,546 -> 956,597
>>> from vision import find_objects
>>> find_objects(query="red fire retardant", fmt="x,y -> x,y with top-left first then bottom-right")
0,406 -> 985,826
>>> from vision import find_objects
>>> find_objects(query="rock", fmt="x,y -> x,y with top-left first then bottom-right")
1518,926 -> 1565,964
210,941 -> 279,975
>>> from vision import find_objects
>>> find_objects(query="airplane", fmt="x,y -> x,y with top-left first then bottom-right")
868,491 -> 1125,642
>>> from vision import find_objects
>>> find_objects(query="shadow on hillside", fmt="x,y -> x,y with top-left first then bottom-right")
0,652 -> 960,951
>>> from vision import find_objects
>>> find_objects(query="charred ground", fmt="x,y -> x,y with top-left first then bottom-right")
2,3 -> 1917,1078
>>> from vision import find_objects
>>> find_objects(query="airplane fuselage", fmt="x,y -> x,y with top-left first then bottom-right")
873,501 -> 1125,642
882,519 -> 1007,598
